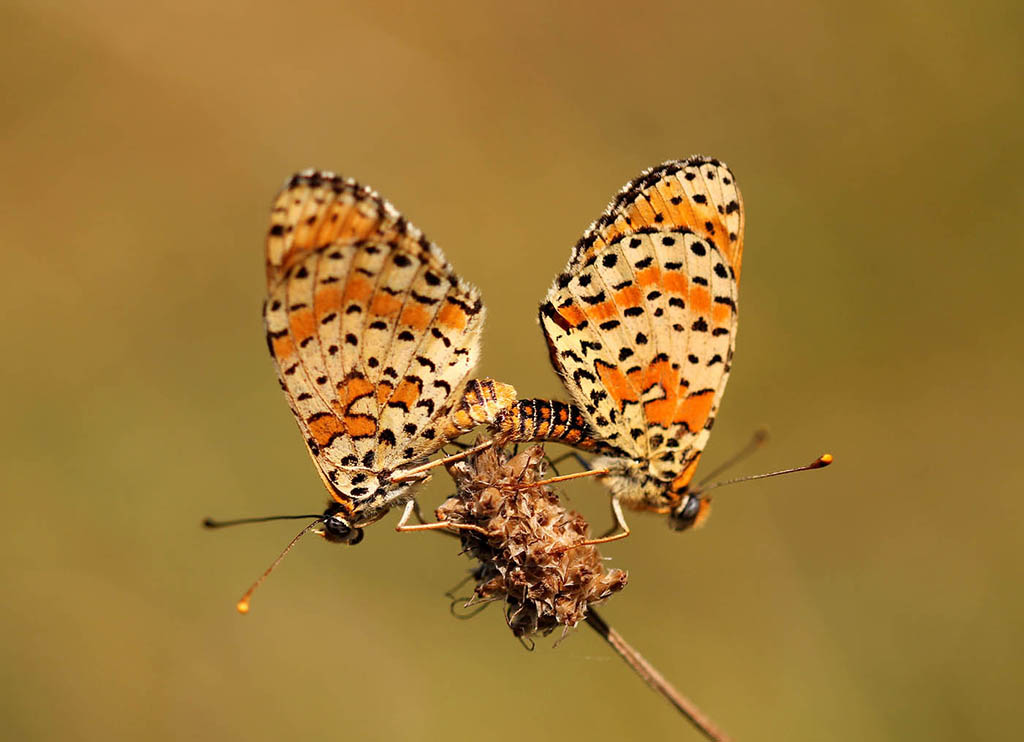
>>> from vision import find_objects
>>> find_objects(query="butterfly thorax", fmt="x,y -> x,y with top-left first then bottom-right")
592,454 -> 681,512
592,452 -> 711,531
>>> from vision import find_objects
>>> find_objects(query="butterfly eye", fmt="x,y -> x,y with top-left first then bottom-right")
323,515 -> 363,545
669,496 -> 702,531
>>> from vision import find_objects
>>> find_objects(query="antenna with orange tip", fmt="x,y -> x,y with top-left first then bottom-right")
696,428 -> 770,486
232,518 -> 323,614
691,453 -> 833,497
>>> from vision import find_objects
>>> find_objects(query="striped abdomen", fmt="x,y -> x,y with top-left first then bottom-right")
444,378 -> 518,437
494,398 -> 623,456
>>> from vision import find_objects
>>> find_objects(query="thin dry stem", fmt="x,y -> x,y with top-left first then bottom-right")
586,609 -> 732,742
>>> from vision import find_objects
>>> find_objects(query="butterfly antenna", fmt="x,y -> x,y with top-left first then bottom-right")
203,514 -> 322,528
692,453 -> 833,496
231,518 -> 323,614
697,428 -> 769,486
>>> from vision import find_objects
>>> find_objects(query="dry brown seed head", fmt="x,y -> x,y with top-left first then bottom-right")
440,444 -> 627,638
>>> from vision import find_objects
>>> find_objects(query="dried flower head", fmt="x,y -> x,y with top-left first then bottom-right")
439,444 -> 628,639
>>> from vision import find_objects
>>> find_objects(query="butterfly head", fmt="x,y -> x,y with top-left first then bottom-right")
665,467 -> 712,532
593,456 -> 713,531
317,502 -> 365,545
321,467 -> 423,538
667,493 -> 712,532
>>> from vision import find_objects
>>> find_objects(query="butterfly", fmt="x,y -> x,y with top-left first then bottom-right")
263,170 -> 515,545
494,156 -> 746,536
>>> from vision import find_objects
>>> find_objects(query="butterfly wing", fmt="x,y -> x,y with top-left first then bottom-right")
539,157 -> 743,486
264,171 -> 485,505
571,157 -> 744,284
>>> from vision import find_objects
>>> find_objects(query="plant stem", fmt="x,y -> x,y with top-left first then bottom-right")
586,609 -> 732,742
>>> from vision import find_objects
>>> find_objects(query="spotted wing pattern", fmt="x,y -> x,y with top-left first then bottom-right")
536,156 -> 744,503
264,170 -> 490,522
570,157 -> 744,285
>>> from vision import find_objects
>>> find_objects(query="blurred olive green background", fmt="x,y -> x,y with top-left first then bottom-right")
3,1 -> 1021,740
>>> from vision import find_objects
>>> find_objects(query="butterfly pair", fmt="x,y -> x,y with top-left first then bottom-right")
210,158 -> 829,610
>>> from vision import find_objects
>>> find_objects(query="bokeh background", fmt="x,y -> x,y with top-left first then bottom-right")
3,1 -> 1021,740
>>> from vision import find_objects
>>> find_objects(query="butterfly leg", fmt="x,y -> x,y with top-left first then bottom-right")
543,450 -> 592,475
529,467 -> 609,488
597,501 -> 621,539
581,497 -> 626,544
394,499 -> 489,537
569,452 -> 593,470
392,439 -> 496,482
402,499 -> 461,540
410,499 -> 428,524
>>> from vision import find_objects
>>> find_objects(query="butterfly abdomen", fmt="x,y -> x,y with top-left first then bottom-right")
445,378 -> 518,435
494,398 -> 623,456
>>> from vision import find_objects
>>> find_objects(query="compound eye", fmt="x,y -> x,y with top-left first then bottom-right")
679,496 -> 701,521
669,496 -> 703,531
323,515 -> 353,543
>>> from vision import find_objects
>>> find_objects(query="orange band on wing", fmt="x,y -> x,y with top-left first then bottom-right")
272,335 -> 295,360
344,414 -> 377,438
557,304 -> 587,328
689,286 -> 711,315
614,284 -> 642,309
289,308 -> 315,342
635,266 -> 662,288
676,389 -> 715,431
391,379 -> 421,408
437,302 -> 468,331
337,375 -> 374,409
586,300 -> 618,322
308,414 -> 346,447
314,286 -> 343,317
631,358 -> 683,427
370,292 -> 402,316
399,304 -> 431,330
375,381 -> 395,406
343,276 -> 374,305
338,210 -> 377,242
596,361 -> 639,407
662,271 -> 688,295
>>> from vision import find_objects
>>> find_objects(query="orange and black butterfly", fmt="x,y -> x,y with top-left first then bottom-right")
261,171 -> 515,544
494,156 -> 829,540
208,170 -> 514,610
